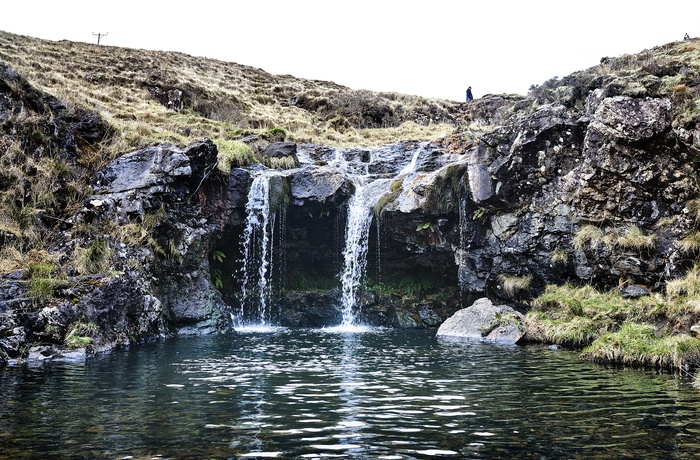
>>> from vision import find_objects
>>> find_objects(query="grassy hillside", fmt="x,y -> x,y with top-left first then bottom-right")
0,30 -> 460,154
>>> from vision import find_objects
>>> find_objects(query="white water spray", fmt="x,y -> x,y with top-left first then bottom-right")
238,172 -> 282,329
339,181 -> 388,327
336,144 -> 429,328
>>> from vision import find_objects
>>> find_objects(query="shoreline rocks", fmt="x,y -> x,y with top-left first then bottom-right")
436,298 -> 526,344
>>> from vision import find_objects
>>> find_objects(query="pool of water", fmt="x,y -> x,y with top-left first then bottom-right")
1,328 -> 700,459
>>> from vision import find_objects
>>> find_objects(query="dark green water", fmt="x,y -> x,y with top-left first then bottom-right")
1,328 -> 700,459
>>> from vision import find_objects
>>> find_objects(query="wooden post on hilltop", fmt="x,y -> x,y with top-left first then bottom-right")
92,32 -> 108,45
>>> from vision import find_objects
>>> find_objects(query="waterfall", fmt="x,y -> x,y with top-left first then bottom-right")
457,194 -> 468,307
375,217 -> 382,285
336,144 -> 428,328
233,143 -> 432,331
237,171 -> 284,328
339,180 -> 389,327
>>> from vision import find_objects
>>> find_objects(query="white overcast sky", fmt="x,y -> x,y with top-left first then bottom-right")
1,1 -> 698,101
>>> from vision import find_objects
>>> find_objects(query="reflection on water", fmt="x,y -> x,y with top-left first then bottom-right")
2,329 -> 700,459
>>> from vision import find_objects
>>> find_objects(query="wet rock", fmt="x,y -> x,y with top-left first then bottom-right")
387,307 -> 423,329
417,303 -> 445,327
261,141 -> 297,159
621,285 -> 651,299
77,138 -> 231,336
91,143 -> 191,194
0,325 -> 27,361
436,298 -> 526,344
691,325 -> 700,339
289,166 -> 354,206
80,274 -> 166,344
277,291 -> 342,327
26,345 -> 88,363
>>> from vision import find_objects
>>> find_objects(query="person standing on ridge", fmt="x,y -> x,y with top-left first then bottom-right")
466,86 -> 474,101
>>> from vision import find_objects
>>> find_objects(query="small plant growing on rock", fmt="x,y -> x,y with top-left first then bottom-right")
64,322 -> 99,349
472,207 -> 487,221
666,264 -> 700,299
167,238 -> 183,262
679,232 -> 700,253
481,311 -> 522,336
617,225 -> 655,250
416,222 -> 432,232
574,224 -> 654,251
498,274 -> 532,297
264,156 -> 297,170
210,250 -> 226,290
74,238 -> 112,274
398,277 -> 435,298
550,247 -> 569,265
215,140 -> 256,172
687,198 -> 700,224
8,203 -> 35,232
573,224 -> 605,250
27,263 -> 57,305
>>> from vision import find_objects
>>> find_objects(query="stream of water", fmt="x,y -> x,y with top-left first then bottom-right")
238,143 -> 433,329
328,144 -> 429,328
238,171 -> 287,328
2,328 -> 699,459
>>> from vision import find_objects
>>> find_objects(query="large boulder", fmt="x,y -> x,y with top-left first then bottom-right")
261,141 -> 297,159
86,140 -> 218,217
91,143 -> 191,194
588,96 -> 672,142
436,298 -> 526,343
289,166 -> 354,206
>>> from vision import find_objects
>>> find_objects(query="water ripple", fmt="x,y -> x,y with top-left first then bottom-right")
2,329 -> 700,459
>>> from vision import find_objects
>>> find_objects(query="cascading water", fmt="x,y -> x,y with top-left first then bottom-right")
333,144 -> 429,329
457,194 -> 469,307
339,180 -> 390,328
237,171 -> 284,329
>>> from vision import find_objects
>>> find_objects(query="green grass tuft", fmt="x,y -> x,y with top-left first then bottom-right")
263,156 -> 298,170
581,322 -> 700,371
666,264 -> 700,299
573,224 -> 605,250
215,140 -> 256,172
617,225 -> 655,250
550,247 -> 569,264
64,322 -> 99,349
679,232 -> 700,253
27,263 -> 57,305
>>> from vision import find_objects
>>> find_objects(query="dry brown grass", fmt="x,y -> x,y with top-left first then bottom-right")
573,224 -> 655,251
498,274 -> 533,297
0,31 -> 460,150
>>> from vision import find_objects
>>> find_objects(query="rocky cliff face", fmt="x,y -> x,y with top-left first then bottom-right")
2,39 -> 700,365
449,93 -> 696,299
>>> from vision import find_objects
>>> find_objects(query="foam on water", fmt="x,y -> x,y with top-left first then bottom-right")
235,325 -> 287,334
322,324 -> 378,334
